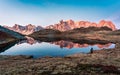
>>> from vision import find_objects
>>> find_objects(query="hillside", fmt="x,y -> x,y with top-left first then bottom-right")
0,25 -> 24,39
0,31 -> 15,39
0,31 -> 16,44
30,26 -> 112,37
64,26 -> 112,34
29,26 -> 119,43
30,29 -> 61,37
0,25 -> 25,45
0,31 -> 17,52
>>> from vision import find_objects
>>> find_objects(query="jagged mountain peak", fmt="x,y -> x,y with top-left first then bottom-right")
3,19 -> 117,35
4,24 -> 44,35
46,20 -> 116,31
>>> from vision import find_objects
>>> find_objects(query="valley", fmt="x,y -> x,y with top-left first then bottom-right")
1,0 -> 120,74
0,20 -> 120,75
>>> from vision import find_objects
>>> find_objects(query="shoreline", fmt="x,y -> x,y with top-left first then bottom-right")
0,30 -> 120,74
0,43 -> 120,75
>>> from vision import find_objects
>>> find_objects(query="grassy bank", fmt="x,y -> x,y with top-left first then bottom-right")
0,42 -> 120,75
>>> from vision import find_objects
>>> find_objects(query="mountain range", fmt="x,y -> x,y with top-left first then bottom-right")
4,24 -> 44,35
46,20 -> 116,31
3,20 -> 116,35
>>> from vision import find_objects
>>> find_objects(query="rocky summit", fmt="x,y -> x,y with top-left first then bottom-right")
46,20 -> 116,31
4,24 -> 44,35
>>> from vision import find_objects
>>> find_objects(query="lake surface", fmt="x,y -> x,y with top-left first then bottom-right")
0,38 -> 115,58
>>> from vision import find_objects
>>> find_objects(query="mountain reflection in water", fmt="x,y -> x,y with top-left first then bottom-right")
18,37 -> 113,49
0,37 -> 115,58
50,40 -> 112,49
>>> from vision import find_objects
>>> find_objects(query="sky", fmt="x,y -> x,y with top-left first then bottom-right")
0,0 -> 120,28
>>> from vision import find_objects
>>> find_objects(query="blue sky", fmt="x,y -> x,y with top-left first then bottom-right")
0,0 -> 120,28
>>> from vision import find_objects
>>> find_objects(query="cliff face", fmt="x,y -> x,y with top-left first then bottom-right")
4,24 -> 44,35
46,20 -> 116,31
